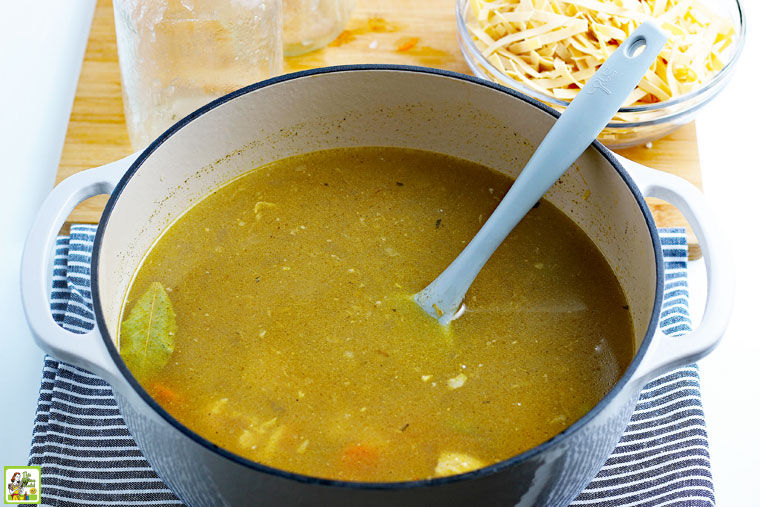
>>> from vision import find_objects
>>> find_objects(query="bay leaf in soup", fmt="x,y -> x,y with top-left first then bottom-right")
120,282 -> 177,383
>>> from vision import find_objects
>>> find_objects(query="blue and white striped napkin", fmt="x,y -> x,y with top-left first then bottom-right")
572,229 -> 713,506
29,225 -> 714,506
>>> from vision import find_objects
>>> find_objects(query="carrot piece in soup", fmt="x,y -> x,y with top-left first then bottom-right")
340,443 -> 381,470
150,382 -> 180,405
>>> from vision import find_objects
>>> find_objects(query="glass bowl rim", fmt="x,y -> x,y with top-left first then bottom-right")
455,0 -> 747,116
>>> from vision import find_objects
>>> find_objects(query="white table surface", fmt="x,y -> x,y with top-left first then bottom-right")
689,4 -> 760,500
0,0 -> 95,468
1,2 -> 758,504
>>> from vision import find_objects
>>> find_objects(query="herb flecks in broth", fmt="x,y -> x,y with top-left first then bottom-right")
121,282 -> 177,383
119,147 -> 634,482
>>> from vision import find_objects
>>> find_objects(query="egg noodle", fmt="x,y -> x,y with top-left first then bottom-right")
467,0 -> 736,106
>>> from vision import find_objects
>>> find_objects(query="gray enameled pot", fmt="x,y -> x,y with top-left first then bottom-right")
21,66 -> 733,506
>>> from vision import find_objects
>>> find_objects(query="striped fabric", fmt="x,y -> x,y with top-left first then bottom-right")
29,225 -> 183,506
571,228 -> 714,506
29,225 -> 713,506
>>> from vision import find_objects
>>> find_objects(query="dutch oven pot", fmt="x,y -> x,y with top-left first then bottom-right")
21,66 -> 733,506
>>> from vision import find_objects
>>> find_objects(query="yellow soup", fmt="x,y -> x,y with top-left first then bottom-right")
119,147 -> 634,482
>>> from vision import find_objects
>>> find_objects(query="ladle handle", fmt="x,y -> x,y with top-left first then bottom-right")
416,22 -> 667,322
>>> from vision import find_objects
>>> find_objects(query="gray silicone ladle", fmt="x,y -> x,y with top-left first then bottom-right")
415,21 -> 667,325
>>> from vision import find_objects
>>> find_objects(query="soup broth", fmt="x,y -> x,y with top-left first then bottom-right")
119,147 -> 634,482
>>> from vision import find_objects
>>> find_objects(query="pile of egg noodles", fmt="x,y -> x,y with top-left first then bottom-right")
467,0 -> 736,106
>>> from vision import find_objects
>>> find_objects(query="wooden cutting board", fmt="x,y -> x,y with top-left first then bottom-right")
58,0 -> 702,257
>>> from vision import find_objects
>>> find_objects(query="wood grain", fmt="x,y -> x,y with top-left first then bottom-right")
58,0 -> 702,256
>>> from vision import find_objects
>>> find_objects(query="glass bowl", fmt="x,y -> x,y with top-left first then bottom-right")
456,0 -> 746,149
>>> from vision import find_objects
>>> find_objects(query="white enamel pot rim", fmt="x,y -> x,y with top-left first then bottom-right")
22,65 -> 733,491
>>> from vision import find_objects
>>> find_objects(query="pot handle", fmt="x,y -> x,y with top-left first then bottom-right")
20,153 -> 139,387
616,154 -> 734,384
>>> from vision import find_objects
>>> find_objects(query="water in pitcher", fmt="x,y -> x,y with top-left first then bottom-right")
113,0 -> 283,149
